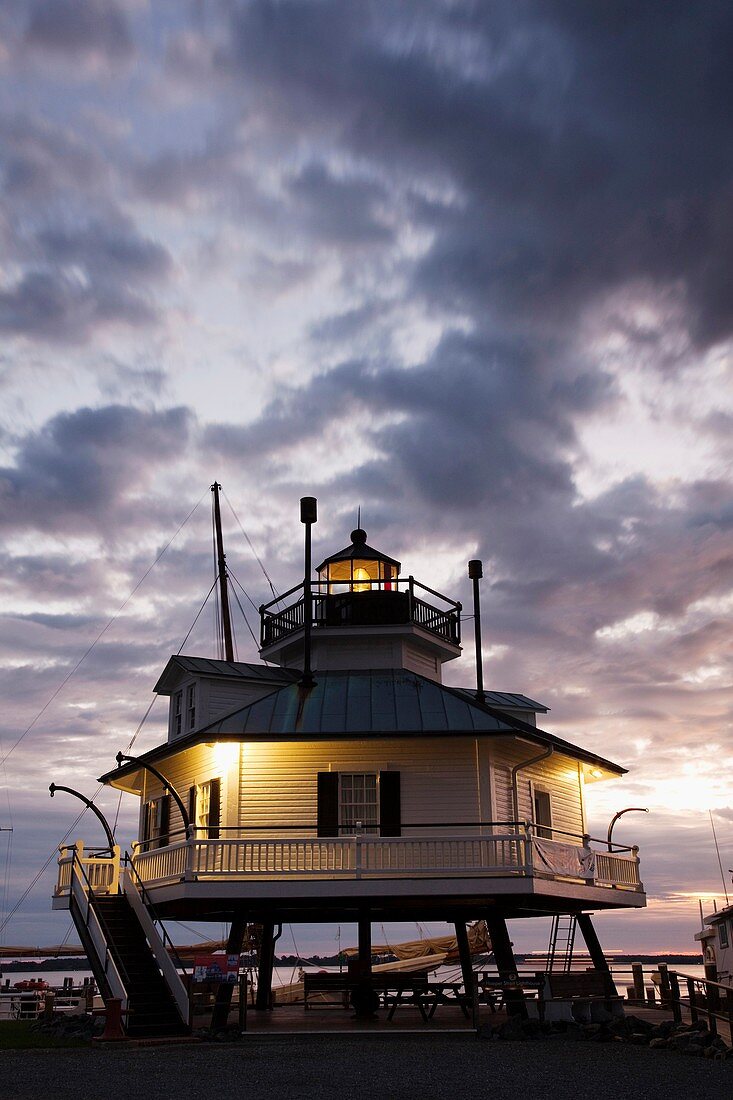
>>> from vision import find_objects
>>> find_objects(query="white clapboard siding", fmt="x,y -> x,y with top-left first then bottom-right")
490,740 -> 584,838
239,738 -> 480,837
167,676 -> 281,742
139,743 -> 240,839
206,681 -> 276,723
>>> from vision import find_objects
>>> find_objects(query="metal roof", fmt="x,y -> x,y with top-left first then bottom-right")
202,669 -> 512,737
452,688 -> 549,713
153,655 -> 299,694
102,668 -> 625,783
316,528 -> 401,573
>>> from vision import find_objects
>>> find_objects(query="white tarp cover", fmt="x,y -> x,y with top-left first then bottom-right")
343,919 -> 492,960
532,838 -> 596,879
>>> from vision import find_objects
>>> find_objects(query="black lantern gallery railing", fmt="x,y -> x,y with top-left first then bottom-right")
260,577 -> 461,649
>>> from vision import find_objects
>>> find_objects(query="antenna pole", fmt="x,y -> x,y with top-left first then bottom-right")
468,559 -> 485,703
710,810 -> 729,904
300,497 -> 317,687
211,482 -> 234,662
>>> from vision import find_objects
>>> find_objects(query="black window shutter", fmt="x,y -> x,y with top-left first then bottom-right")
188,786 -> 197,833
159,794 -> 171,849
142,803 -> 151,849
209,778 -> 221,840
317,772 -> 339,837
379,771 -> 401,837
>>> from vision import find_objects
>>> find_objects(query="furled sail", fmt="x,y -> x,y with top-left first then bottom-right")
342,919 -> 492,962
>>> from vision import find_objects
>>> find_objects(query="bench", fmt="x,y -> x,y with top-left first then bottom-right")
373,976 -> 430,1021
303,973 -> 350,1009
538,970 -> 624,1024
303,973 -> 431,1018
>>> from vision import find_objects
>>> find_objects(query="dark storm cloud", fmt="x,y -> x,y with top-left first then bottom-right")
215,0 -> 733,349
0,114 -> 173,342
0,404 -> 192,533
0,269 -> 159,342
287,165 -> 392,246
24,0 -> 134,65
205,328 -> 614,510
38,220 -> 170,281
0,114 -> 109,199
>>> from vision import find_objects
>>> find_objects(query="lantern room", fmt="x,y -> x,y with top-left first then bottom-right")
259,515 -> 462,681
316,528 -> 400,592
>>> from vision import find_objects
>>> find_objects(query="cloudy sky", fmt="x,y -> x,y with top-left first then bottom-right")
0,1 -> 731,956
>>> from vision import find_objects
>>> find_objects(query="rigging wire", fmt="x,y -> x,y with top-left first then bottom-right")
1,494 -> 220,938
221,488 -> 280,603
0,489 -> 208,771
0,830 -> 12,946
227,565 -> 260,615
111,575 -> 221,833
227,572 -> 260,652
0,724 -> 14,945
0,801 -> 94,937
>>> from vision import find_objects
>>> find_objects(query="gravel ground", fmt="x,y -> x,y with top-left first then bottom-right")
1,1035 -> 731,1100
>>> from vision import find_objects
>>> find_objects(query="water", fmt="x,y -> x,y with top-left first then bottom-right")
0,960 -> 707,991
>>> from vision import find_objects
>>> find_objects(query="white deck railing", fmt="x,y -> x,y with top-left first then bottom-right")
53,830 -> 642,899
54,840 -> 120,898
125,830 -> 642,892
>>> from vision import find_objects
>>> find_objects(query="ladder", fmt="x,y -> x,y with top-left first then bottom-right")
547,915 -> 577,972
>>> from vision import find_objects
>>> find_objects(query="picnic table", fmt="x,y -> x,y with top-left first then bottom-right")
424,981 -> 473,1019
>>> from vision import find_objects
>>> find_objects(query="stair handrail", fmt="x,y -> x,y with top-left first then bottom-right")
121,856 -> 191,1028
69,846 -> 128,1007
124,852 -> 190,978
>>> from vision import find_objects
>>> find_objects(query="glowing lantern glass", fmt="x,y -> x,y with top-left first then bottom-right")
316,528 -> 400,594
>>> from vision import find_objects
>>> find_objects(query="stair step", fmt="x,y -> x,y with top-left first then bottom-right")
74,891 -> 190,1040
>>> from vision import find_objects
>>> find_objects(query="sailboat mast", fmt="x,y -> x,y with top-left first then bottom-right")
211,481 -> 234,662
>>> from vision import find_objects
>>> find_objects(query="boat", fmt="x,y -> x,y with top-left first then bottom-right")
273,920 -> 491,1004
695,900 -> 732,984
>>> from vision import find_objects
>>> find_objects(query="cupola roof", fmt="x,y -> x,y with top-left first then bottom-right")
316,528 -> 400,574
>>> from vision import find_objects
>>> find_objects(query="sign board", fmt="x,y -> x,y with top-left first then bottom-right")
193,954 -> 239,983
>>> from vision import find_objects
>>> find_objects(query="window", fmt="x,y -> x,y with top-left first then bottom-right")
187,684 -> 196,730
532,788 -> 553,840
196,778 -> 221,839
142,795 -> 170,851
339,773 -> 378,834
173,692 -> 182,737
317,771 -> 401,838
720,922 -> 729,949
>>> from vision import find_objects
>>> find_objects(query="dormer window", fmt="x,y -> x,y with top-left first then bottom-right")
173,691 -> 182,737
187,684 -> 196,730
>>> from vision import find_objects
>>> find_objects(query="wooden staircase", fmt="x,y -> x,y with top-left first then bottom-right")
90,894 -> 189,1038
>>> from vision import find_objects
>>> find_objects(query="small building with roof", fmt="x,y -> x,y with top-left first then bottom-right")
52,498 -> 646,1035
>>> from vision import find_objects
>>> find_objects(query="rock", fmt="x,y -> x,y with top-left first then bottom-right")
629,1032 -> 649,1045
624,1014 -> 654,1035
682,1042 -> 705,1056
520,1019 -> 542,1039
649,1037 -> 668,1049
650,1020 -> 675,1039
498,1016 -> 527,1041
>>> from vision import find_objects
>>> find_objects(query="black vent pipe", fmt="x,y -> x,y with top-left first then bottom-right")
468,559 -> 485,703
300,496 -> 317,687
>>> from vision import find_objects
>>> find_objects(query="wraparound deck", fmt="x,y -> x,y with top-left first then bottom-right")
54,824 -> 644,913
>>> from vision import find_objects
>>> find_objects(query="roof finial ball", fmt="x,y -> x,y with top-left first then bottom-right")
351,526 -> 368,545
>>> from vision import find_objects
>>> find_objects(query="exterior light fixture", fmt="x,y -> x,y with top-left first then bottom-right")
607,806 -> 648,851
